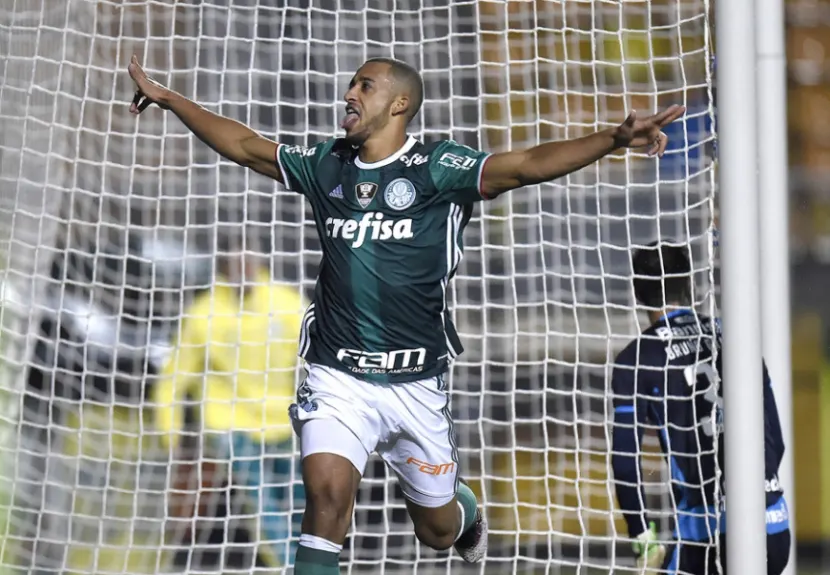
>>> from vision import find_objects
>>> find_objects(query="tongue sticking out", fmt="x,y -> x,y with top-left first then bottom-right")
341,112 -> 359,131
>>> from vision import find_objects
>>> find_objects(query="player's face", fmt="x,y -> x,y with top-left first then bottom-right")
341,62 -> 398,144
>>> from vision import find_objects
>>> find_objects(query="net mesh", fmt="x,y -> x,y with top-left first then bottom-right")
0,0 -> 715,573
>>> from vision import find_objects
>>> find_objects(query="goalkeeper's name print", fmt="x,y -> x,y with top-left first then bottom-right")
325,212 -> 414,248
665,333 -> 717,361
654,320 -> 715,341
336,347 -> 427,375
653,316 -> 722,361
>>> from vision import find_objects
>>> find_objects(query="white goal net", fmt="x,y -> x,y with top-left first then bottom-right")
0,0 -> 716,574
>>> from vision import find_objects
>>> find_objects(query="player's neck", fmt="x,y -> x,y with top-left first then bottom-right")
648,303 -> 691,325
358,129 -> 408,164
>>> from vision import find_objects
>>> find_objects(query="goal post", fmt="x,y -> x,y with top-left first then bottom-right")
716,1 -> 770,575
0,1 -> 717,573
756,0 -> 796,573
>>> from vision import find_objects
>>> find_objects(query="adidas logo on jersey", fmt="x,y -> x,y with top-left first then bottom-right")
329,185 -> 344,199
325,212 -> 413,248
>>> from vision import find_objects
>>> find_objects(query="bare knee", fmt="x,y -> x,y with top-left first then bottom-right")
408,499 -> 458,551
301,453 -> 361,544
414,522 -> 456,551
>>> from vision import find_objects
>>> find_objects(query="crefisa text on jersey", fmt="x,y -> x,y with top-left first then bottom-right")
325,212 -> 414,249
654,314 -> 722,361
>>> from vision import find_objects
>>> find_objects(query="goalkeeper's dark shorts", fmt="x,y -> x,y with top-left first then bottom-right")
662,529 -> 791,575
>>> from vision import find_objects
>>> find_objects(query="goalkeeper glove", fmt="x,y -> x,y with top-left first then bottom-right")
632,522 -> 666,574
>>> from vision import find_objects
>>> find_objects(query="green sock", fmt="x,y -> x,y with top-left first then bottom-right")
456,481 -> 479,539
294,545 -> 340,575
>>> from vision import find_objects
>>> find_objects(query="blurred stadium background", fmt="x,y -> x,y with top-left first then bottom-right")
0,0 -> 826,574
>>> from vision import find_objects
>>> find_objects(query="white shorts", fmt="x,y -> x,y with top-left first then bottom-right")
289,363 -> 459,508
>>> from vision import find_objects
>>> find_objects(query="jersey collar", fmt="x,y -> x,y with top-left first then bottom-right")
658,308 -> 694,323
354,135 -> 417,170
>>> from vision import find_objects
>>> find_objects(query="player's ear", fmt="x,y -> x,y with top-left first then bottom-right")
391,94 -> 410,117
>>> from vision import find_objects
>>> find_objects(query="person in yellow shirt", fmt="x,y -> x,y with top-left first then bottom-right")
152,232 -> 306,570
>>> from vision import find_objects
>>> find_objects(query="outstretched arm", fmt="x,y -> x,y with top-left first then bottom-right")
610,361 -> 652,539
480,105 -> 686,199
610,357 -> 669,568
612,408 -> 650,538
128,55 -> 282,183
762,362 -> 786,471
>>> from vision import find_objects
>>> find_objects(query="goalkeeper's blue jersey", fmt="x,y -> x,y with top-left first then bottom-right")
610,310 -> 789,541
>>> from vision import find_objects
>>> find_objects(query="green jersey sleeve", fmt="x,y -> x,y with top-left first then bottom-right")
428,140 -> 491,204
276,140 -> 333,195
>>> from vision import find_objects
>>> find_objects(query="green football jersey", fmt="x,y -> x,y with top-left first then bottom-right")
277,135 -> 490,384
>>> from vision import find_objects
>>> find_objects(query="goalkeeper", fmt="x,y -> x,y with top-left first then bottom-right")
611,242 -> 791,575
152,231 -> 306,569
128,54 -> 684,573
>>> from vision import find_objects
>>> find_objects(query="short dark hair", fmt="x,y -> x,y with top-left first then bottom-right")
631,241 -> 693,308
365,57 -> 424,122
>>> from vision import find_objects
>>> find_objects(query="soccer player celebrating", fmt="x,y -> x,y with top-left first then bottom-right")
611,242 -> 791,575
128,54 -> 684,573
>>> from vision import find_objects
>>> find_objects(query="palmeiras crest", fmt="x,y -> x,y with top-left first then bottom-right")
355,182 -> 378,208
384,178 -> 417,211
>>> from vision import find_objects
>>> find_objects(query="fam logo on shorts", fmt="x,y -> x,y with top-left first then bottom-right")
355,182 -> 378,208
384,178 -> 417,211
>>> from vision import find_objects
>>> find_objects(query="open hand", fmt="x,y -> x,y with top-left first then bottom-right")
633,522 -> 667,574
128,55 -> 172,114
613,104 -> 686,157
